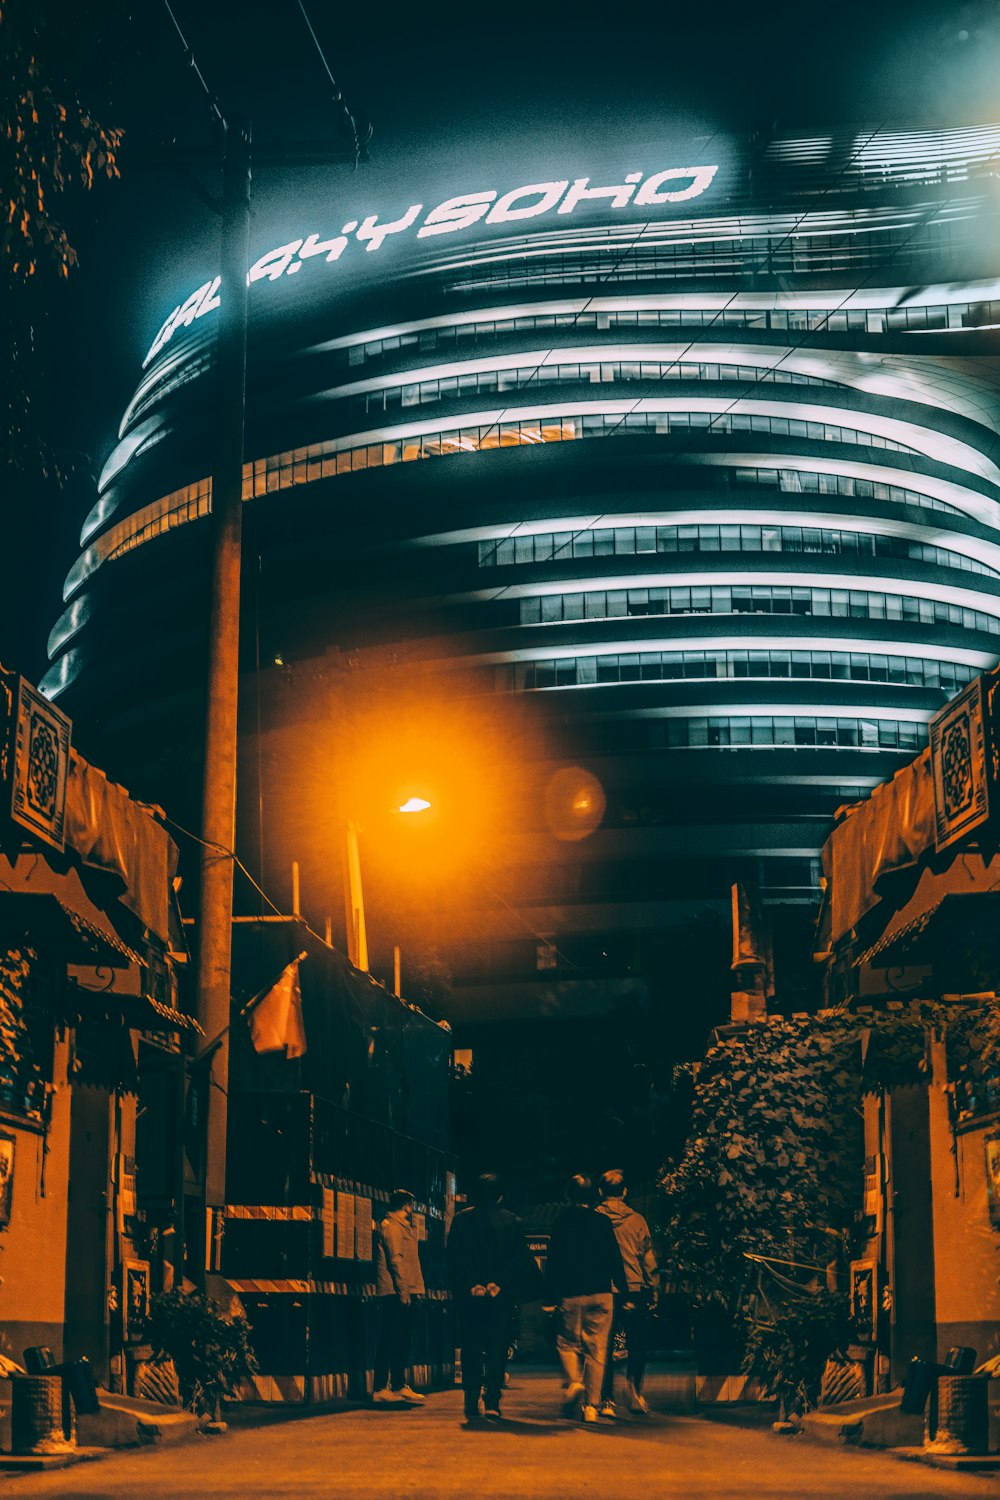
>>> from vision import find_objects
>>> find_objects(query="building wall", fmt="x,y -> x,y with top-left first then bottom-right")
0,1038 -> 71,1364
928,1037 -> 1000,1362
62,1086 -> 114,1382
887,1086 -> 937,1378
43,122 -> 1000,1020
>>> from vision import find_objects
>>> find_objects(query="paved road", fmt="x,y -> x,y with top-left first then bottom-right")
7,1370 -> 996,1498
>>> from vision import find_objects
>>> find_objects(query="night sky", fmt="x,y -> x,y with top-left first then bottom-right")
4,0 -> 999,681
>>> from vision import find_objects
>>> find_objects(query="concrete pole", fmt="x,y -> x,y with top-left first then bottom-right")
195,116 -> 252,1284
344,820 -> 369,971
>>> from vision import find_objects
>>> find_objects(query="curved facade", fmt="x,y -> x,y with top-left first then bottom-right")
45,124 -> 1000,1016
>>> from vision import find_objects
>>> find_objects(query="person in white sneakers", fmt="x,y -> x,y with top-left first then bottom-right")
596,1169 -> 659,1416
372,1188 -> 427,1406
545,1175 -> 627,1424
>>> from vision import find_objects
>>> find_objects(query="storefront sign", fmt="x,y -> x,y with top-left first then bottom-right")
930,675 -> 989,851
143,162 -> 720,367
5,677 -> 72,853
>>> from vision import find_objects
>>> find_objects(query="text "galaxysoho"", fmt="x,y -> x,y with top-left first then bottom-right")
144,164 -> 720,367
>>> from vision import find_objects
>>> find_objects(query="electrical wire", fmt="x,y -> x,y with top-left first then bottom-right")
161,0 -> 224,129
160,810 -> 592,981
477,124 -> 906,598
458,123 -> 884,576
294,0 -> 363,165
408,123 -> 999,626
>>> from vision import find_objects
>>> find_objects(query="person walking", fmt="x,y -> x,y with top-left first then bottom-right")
545,1174 -> 627,1424
372,1188 -> 427,1406
596,1169 -> 659,1416
447,1172 -> 543,1421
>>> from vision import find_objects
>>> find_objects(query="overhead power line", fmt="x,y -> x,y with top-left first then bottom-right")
294,0 -> 368,166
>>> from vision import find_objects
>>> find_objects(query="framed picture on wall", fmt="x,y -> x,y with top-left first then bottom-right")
123,1258 -> 150,1340
984,1131 -> 1000,1229
0,1134 -> 14,1226
849,1259 -> 877,1342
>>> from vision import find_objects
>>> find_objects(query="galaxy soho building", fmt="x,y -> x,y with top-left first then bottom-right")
44,124 -> 1000,1018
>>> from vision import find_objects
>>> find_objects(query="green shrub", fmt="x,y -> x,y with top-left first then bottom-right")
145,1289 -> 257,1413
742,1287 -> 852,1416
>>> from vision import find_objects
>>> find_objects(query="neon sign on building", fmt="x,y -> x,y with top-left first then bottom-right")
143,164 -> 720,367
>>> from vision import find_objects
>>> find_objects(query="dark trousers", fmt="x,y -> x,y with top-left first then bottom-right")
459,1296 -> 512,1411
601,1296 -> 652,1400
374,1295 -> 413,1390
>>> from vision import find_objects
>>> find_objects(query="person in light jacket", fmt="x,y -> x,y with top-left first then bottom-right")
597,1169 -> 660,1415
372,1188 -> 426,1406
545,1174 -> 627,1423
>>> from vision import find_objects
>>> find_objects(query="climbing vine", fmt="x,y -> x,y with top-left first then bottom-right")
0,945 -> 43,1115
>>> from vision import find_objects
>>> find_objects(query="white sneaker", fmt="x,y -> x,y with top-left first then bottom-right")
562,1380 -> 584,1415
627,1383 -> 649,1414
581,1404 -> 599,1424
396,1384 -> 426,1404
599,1399 -> 617,1418
372,1387 -> 405,1405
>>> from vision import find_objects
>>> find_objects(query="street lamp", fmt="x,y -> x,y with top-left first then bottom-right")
344,798 -> 432,994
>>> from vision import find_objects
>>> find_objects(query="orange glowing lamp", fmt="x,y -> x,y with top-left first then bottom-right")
398,797 -> 432,814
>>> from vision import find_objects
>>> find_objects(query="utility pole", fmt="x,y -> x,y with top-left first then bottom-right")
159,0 -> 369,1292
195,115 -> 251,1290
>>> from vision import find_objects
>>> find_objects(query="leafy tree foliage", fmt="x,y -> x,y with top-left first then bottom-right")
661,1013 -> 866,1312
1,0 -> 122,279
1,0 -> 124,482
659,996 -> 1000,1409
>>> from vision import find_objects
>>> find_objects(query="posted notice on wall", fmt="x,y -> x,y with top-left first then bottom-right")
355,1196 -> 373,1260
337,1190 -> 356,1259
322,1186 -> 335,1259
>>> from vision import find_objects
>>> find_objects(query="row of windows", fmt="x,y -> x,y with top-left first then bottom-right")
339,297 -> 990,371
450,221 -> 967,294
75,407 -> 987,605
479,524 -> 998,578
238,413 -> 920,500
664,716 -> 925,751
78,438 -> 981,598
497,854 -> 825,906
76,413 -> 984,594
123,347 -> 213,432
105,478 -> 212,563
728,466 -> 965,517
519,585 -> 1000,635
241,411 -> 914,500
509,649 -> 978,693
356,360 -> 841,418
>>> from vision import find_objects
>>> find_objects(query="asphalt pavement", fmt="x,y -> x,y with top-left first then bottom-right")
5,1368 -> 996,1498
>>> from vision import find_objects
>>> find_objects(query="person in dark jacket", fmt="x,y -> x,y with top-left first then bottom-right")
545,1174 -> 627,1423
448,1173 -> 543,1421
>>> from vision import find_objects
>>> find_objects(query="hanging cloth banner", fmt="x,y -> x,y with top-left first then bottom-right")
246,953 -> 308,1058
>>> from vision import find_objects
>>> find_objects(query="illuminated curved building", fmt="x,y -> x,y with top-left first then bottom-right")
44,124 -> 1000,1016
